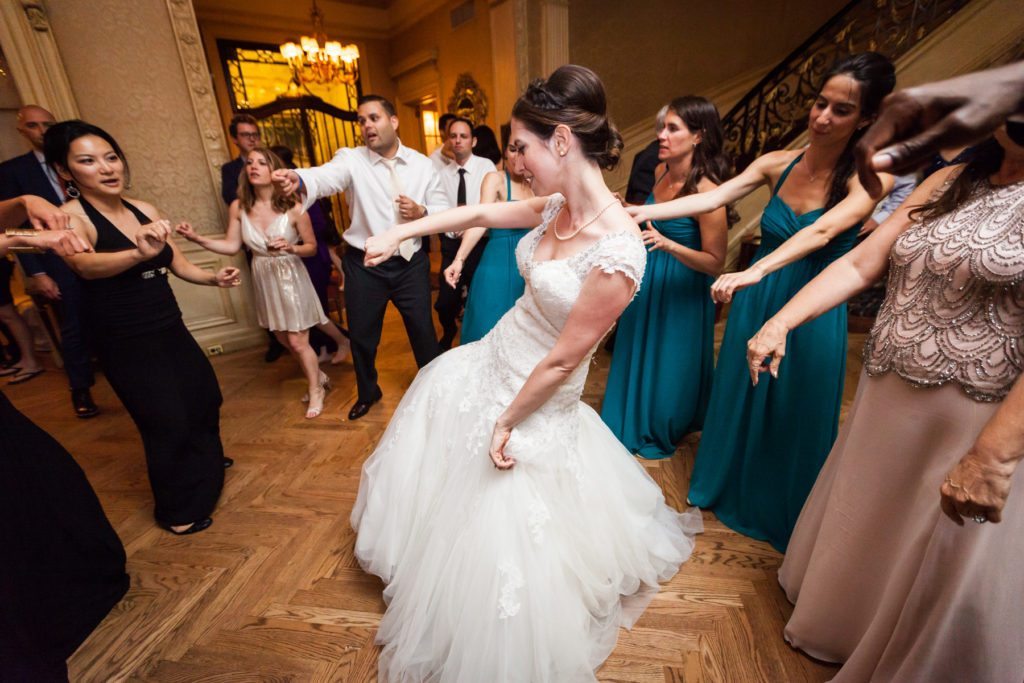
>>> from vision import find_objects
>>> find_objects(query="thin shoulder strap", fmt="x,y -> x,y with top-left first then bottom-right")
773,153 -> 804,195
505,171 -> 513,201
121,199 -> 153,225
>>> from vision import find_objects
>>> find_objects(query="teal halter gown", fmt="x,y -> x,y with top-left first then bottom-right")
460,172 -> 532,344
688,154 -> 858,552
601,191 -> 715,459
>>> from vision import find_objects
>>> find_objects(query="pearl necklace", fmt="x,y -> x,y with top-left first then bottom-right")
552,199 -> 620,241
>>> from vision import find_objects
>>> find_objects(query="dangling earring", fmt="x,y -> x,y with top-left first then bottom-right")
65,182 -> 80,199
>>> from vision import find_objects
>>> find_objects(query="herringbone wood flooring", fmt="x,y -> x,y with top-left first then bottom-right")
8,304 -> 860,682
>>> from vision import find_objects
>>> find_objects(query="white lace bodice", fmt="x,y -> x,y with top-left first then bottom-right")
453,195 -> 647,462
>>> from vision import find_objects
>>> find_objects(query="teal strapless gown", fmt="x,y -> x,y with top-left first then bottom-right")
601,195 -> 715,459
460,174 -> 531,344
688,154 -> 858,552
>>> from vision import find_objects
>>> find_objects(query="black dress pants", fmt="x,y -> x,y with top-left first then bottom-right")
435,234 -> 486,338
342,246 -> 439,402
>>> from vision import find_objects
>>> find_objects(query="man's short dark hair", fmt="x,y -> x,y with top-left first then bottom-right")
229,113 -> 258,138
357,95 -> 396,117
448,117 -> 474,136
438,113 -> 456,132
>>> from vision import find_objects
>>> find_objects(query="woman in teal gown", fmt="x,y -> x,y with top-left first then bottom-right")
601,96 -> 730,459
445,140 -> 535,344
628,52 -> 897,551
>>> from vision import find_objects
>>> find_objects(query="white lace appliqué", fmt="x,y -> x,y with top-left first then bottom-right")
497,561 -> 524,619
527,494 -> 551,545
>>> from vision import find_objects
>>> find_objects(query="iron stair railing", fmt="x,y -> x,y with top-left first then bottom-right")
722,0 -> 971,172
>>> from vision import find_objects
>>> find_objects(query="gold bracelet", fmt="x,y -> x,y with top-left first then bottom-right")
4,228 -> 37,238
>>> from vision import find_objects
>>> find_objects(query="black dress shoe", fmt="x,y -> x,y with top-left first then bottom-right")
222,457 -> 234,468
347,389 -> 382,421
159,517 -> 213,535
72,388 -> 100,419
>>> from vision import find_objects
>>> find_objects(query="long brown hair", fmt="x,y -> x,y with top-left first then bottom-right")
237,146 -> 297,214
660,96 -> 738,225
910,138 -> 1003,222
817,52 -> 896,209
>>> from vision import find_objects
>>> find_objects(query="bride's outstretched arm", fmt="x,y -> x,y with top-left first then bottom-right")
363,196 -> 550,266
487,268 -> 636,469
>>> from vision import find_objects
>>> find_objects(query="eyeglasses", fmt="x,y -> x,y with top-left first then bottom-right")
237,131 -> 261,140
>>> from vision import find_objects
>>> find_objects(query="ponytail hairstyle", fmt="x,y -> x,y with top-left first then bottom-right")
511,64 -> 624,171
818,52 -> 896,209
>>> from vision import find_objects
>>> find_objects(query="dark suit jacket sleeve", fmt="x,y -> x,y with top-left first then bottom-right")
0,156 -> 46,275
221,159 -> 240,205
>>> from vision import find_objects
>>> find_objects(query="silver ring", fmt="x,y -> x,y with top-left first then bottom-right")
972,513 -> 988,524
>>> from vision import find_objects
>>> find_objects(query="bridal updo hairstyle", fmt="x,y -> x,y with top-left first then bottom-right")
512,64 -> 624,171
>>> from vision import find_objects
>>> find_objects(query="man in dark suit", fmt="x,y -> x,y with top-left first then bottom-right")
220,113 -> 261,205
219,113 -> 286,362
0,105 -> 98,417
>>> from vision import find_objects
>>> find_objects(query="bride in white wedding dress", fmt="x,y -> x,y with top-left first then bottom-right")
357,65 -> 702,682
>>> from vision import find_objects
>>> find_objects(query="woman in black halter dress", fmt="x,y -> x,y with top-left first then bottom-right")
46,121 -> 241,534
0,195 -> 128,681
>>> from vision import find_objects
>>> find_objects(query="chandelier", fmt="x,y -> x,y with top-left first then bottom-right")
279,0 -> 360,87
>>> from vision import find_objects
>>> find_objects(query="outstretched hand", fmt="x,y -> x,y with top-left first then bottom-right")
215,266 -> 242,288
711,267 -> 764,304
271,169 -> 301,195
856,65 -> 1024,198
35,230 -> 92,257
23,195 -> 70,231
174,221 -> 201,242
746,319 -> 788,386
363,233 -> 399,267
444,259 -> 463,288
625,204 -> 650,224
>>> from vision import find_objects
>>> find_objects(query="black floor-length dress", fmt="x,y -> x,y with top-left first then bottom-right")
0,393 -> 129,681
78,197 -> 225,526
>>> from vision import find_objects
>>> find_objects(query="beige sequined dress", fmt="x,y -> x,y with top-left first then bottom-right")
779,178 -> 1024,682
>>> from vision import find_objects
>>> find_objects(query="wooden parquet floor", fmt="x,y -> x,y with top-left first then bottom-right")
7,303 -> 862,682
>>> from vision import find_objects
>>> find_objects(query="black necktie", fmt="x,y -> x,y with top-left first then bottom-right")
457,168 -> 467,207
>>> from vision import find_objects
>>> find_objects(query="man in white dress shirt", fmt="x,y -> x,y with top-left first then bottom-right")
432,117 -> 496,349
272,95 -> 449,420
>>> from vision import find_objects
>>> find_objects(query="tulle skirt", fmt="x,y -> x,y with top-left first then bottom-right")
351,343 -> 702,682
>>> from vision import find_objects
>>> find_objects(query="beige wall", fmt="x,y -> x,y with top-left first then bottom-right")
40,0 -> 264,352
390,0 -> 500,131
569,0 -> 847,132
